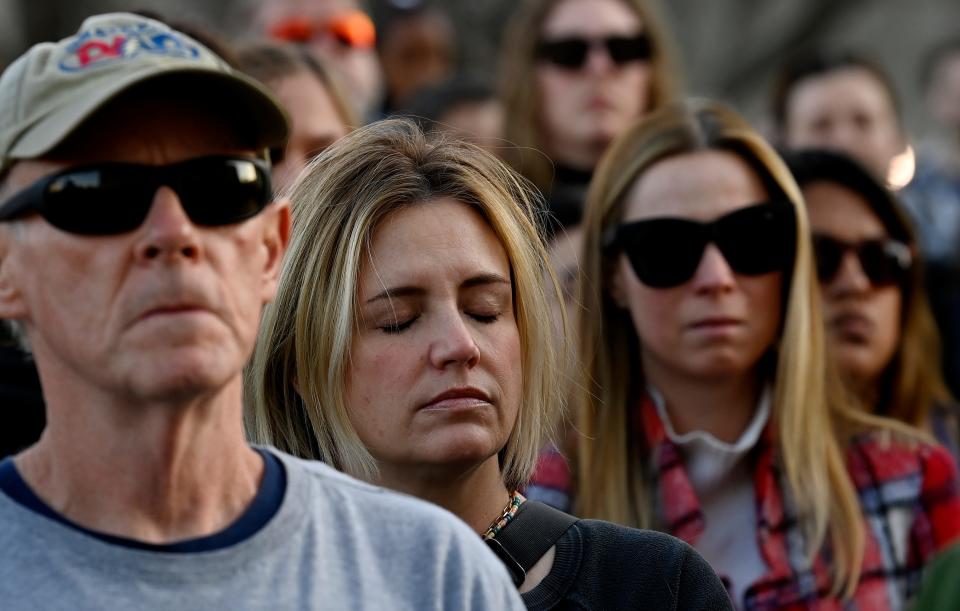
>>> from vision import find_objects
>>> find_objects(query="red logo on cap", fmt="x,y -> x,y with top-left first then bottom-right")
75,37 -> 128,67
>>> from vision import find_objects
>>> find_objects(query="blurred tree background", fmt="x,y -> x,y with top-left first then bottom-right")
2,0 -> 958,140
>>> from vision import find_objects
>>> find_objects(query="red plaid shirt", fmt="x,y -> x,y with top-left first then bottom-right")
527,396 -> 960,610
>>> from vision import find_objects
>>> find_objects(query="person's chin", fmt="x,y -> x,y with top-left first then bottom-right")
131,313 -> 242,351
686,348 -> 756,379
420,430 -> 502,467
124,366 -> 234,403
836,346 -> 884,382
590,111 -> 630,136
119,342 -> 243,399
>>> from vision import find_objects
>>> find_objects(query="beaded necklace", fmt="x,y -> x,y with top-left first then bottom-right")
482,490 -> 526,540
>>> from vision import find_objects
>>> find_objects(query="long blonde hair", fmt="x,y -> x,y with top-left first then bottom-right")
244,119 -> 568,491
574,99 -> 906,596
499,0 -> 680,192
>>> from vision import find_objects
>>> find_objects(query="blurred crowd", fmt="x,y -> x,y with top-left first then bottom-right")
3,0 -> 960,608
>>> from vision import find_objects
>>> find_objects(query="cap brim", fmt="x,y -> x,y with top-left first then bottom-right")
7,66 -> 289,161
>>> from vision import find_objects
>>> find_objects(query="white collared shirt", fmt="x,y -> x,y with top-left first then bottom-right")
649,386 -> 771,610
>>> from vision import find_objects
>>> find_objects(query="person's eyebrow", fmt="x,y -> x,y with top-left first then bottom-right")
364,273 -> 511,304
462,273 -> 512,290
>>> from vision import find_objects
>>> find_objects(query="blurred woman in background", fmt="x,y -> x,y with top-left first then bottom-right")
237,42 -> 355,194
530,99 -> 960,608
787,149 -> 960,461
500,0 -> 678,232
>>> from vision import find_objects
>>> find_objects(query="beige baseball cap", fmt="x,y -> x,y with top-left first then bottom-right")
0,12 -> 290,172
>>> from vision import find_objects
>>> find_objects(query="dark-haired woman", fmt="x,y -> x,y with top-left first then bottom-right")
787,149 -> 960,462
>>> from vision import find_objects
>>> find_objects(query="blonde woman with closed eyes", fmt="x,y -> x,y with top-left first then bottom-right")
245,119 -> 731,610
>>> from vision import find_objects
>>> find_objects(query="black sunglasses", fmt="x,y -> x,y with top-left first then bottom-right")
606,202 -> 797,289
0,156 -> 272,236
536,34 -> 652,69
812,234 -> 912,287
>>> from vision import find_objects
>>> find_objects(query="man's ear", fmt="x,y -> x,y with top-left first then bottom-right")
0,228 -> 27,320
260,199 -> 292,303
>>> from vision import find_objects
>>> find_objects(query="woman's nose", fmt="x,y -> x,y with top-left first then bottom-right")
690,243 -> 736,295
428,311 -> 481,369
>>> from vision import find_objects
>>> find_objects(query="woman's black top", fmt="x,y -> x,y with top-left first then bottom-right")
522,519 -> 733,610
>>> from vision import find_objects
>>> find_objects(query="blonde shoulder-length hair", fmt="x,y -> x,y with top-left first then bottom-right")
245,118 -> 568,492
574,99 -> 910,596
499,0 -> 681,192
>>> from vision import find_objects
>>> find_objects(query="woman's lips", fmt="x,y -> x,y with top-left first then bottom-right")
830,313 -> 873,343
586,95 -> 615,110
685,317 -> 744,339
421,397 -> 493,411
420,387 -> 493,411
690,317 -> 742,327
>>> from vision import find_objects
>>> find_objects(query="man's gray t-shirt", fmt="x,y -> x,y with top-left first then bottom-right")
0,449 -> 525,610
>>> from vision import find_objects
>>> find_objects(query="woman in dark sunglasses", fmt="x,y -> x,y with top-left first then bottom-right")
529,99 -> 960,608
500,0 -> 680,488
786,149 -> 959,463
500,0 -> 678,231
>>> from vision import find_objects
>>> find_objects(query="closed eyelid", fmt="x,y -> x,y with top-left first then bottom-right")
464,289 -> 511,311
359,292 -> 418,324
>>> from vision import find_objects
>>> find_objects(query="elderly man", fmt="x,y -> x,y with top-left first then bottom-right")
0,13 -> 523,610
